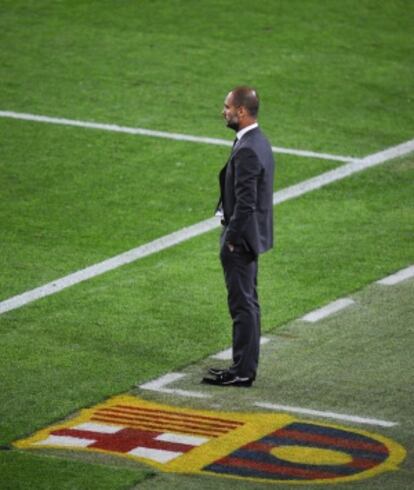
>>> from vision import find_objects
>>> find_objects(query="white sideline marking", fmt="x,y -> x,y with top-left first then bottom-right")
0,217 -> 219,315
1,138 -> 413,316
139,372 -> 211,399
273,138 -> 414,205
211,337 -> 270,360
301,298 -> 355,323
254,402 -> 398,428
140,372 -> 185,389
376,265 -> 414,285
0,110 -> 353,162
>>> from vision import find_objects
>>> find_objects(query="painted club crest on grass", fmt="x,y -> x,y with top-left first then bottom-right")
14,396 -> 405,484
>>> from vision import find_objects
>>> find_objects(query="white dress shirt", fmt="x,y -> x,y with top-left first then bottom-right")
236,122 -> 259,142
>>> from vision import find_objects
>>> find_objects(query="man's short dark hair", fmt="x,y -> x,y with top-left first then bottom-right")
231,87 -> 259,117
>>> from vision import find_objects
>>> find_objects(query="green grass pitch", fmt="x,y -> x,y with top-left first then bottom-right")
0,1 -> 413,489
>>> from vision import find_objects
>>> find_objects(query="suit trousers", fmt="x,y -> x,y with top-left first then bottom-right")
220,235 -> 260,379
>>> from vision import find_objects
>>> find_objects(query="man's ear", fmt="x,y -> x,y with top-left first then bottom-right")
237,105 -> 246,119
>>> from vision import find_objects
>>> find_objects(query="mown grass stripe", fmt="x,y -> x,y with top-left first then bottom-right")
0,138 -> 413,316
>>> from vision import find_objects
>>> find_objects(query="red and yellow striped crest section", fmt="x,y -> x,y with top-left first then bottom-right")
90,403 -> 242,438
14,395 -> 406,485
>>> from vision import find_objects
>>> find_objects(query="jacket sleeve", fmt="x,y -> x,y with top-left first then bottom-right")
225,148 -> 261,244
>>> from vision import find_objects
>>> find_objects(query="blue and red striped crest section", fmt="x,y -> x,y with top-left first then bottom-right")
14,395 -> 405,485
204,421 -> 391,482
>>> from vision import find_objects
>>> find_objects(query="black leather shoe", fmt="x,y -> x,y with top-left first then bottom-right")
208,367 -> 229,376
207,367 -> 256,382
202,372 -> 253,387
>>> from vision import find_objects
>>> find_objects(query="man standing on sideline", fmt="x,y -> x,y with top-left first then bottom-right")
202,87 -> 275,387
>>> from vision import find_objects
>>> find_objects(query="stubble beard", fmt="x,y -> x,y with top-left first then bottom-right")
226,117 -> 239,132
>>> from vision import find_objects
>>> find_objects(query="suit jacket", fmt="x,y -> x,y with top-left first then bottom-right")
218,127 -> 275,255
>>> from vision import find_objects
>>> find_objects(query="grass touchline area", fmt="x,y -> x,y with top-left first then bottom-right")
1,138 -> 412,316
0,136 -> 414,315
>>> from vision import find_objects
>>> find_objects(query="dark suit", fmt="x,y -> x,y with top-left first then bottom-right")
217,127 -> 275,379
